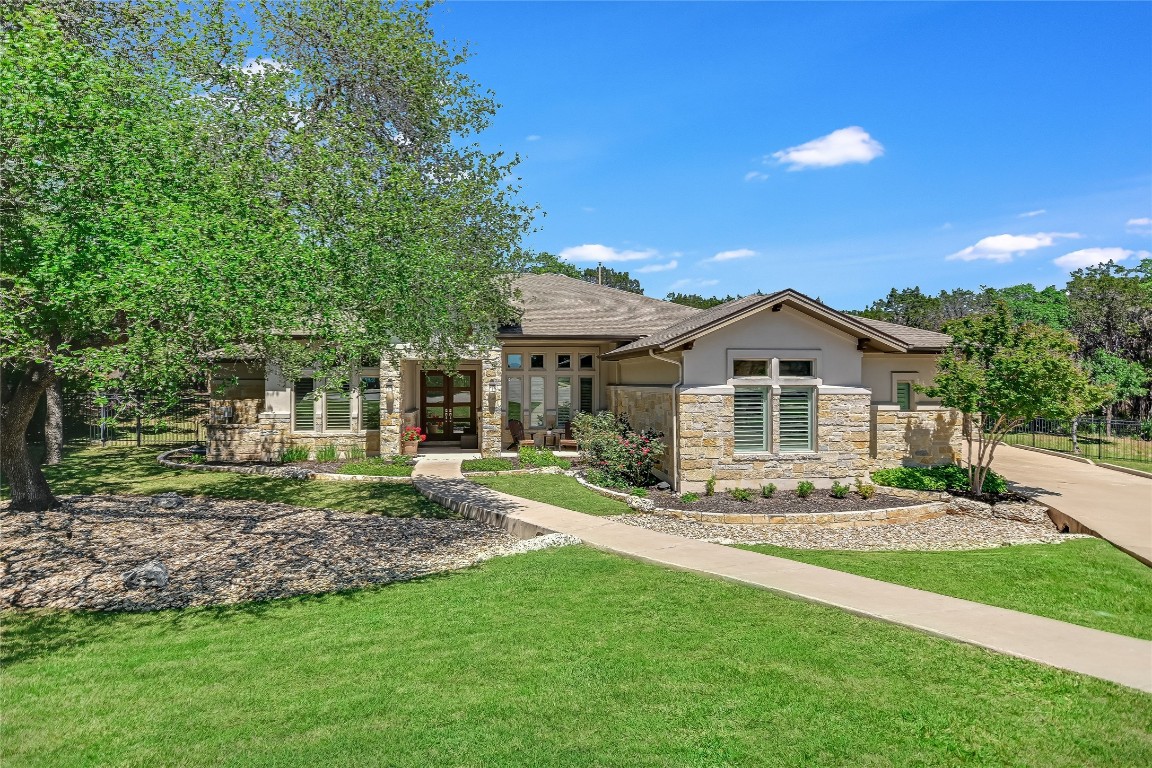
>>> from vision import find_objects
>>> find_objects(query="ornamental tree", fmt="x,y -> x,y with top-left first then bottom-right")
1,1 -> 533,510
922,304 -> 1108,497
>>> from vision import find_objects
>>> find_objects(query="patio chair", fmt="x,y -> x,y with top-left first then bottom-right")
558,424 -> 579,451
507,419 -> 524,450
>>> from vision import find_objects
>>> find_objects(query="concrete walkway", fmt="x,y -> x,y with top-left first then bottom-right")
991,444 -> 1152,566
413,458 -> 1152,693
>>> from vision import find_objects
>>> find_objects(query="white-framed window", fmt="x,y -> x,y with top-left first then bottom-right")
504,349 -> 598,429
733,386 -> 815,454
730,354 -> 819,382
292,373 -> 376,433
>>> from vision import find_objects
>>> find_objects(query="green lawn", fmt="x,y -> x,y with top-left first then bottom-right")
1001,432 -> 1152,471
739,540 -> 1152,640
24,446 -> 448,518
470,473 -> 630,516
5,547 -> 1151,767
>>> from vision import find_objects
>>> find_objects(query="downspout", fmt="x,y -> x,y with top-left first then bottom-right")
649,348 -> 683,491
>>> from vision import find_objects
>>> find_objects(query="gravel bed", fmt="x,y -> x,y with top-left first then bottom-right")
0,495 -> 577,612
647,488 -> 925,515
615,511 -> 1092,551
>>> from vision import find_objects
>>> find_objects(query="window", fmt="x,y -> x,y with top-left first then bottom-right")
293,376 -> 364,432
507,377 -> 523,423
734,387 -> 769,453
557,377 -> 572,428
361,376 -> 381,430
778,387 -> 814,452
579,354 -> 594,370
896,381 -> 912,411
557,354 -> 571,369
733,359 -> 769,377
778,360 -> 814,377
530,354 -> 545,369
325,383 -> 351,431
507,354 -> 523,370
294,378 -> 315,431
579,376 -> 594,413
529,376 -> 545,428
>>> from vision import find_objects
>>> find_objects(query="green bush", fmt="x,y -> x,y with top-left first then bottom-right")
519,445 -> 571,470
344,446 -> 367,461
728,487 -> 754,502
830,481 -> 851,499
461,458 -> 514,472
705,476 -> 716,497
796,481 -> 815,499
571,411 -> 663,487
854,479 -> 876,500
679,492 -> 699,503
629,487 -> 648,497
761,483 -> 776,499
315,445 -> 339,463
871,465 -> 1007,495
281,446 -> 310,463
585,468 -> 628,490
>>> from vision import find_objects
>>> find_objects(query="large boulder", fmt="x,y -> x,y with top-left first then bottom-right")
123,560 -> 169,589
152,492 -> 185,509
627,495 -> 656,513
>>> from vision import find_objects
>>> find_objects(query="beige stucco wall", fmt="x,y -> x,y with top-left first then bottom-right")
615,355 -> 680,386
861,353 -> 943,406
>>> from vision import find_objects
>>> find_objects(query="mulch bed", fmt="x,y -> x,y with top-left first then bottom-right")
646,488 -> 927,516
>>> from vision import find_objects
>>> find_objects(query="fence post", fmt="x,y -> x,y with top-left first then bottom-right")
136,410 -> 143,447
100,400 -> 107,447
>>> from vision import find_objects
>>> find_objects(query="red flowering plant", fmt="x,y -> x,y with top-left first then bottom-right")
401,425 -> 428,442
571,411 -> 664,488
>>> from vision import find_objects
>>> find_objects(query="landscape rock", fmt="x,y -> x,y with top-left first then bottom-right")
123,560 -> 169,589
655,482 -> 671,491
627,495 -> 656,512
949,496 -> 993,518
152,493 -> 185,509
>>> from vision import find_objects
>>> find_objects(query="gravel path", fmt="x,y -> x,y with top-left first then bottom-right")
615,511 -> 1092,551
1,495 -> 576,612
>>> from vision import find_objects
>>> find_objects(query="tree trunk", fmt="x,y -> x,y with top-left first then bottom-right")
1071,416 -> 1079,455
1,365 -> 60,510
1105,403 -> 1113,438
44,381 -> 64,465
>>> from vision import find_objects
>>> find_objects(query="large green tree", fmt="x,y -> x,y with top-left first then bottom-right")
1,1 -> 533,509
922,304 -> 1107,497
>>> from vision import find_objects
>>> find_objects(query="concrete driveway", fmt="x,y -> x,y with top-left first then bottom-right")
991,444 -> 1152,566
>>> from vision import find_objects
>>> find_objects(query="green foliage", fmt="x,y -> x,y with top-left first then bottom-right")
854,479 -> 876,500
853,284 -> 1068,333
679,492 -> 700,503
460,458 -> 514,472
1142,420 -> 1152,442
281,446 -> 311,463
584,469 -> 627,490
705,476 -> 716,496
871,465 -> 1007,495
795,481 -> 815,499
664,292 -> 741,309
571,411 -> 663,487
830,481 -> 851,499
314,445 -> 339,463
518,445 -> 571,470
728,487 -> 754,502
337,457 -> 414,477
1086,350 -> 1150,406
629,487 -> 649,498
344,446 -> 367,461
761,483 -> 777,499
527,253 -> 643,294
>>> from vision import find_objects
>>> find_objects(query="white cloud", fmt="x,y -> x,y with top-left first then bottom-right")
1053,247 -> 1150,270
744,171 -> 770,182
237,57 -> 286,75
946,232 -> 1081,263
1126,217 -> 1151,232
558,244 -> 657,263
771,126 -> 884,171
526,134 -> 542,142
636,259 -> 679,274
704,248 -> 757,264
670,278 -> 720,291
1017,209 -> 1047,218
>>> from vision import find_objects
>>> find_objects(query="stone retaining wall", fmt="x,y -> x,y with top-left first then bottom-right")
872,406 -> 963,467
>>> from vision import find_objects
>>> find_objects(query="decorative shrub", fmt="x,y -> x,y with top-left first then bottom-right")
571,411 -> 664,487
761,483 -> 776,499
344,446 -> 367,461
705,476 -> 716,497
830,481 -> 851,499
281,446 -> 310,463
519,445 -> 571,470
871,465 -> 1007,495
315,444 -> 339,463
796,481 -> 815,499
629,487 -> 649,497
585,468 -> 627,489
680,492 -> 699,502
854,479 -> 876,500
728,487 -> 754,502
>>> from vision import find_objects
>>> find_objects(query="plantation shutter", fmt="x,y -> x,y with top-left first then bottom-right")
579,376 -> 594,413
294,378 -> 315,431
325,383 -> 351,431
734,387 -> 768,453
896,382 -> 912,411
778,387 -> 813,452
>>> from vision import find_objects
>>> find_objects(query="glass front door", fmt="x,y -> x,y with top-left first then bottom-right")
421,370 -> 476,441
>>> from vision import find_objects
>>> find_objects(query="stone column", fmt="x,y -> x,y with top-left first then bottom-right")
479,347 -> 503,457
379,356 -> 403,457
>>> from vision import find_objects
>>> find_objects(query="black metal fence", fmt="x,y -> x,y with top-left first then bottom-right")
65,393 -> 208,447
1001,417 -> 1152,469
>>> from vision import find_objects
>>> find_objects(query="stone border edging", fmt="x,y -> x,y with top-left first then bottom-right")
157,448 -> 414,484
573,474 -> 951,526
461,466 -> 566,478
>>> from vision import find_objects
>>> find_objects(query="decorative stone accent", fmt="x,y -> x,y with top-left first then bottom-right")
479,346 -> 503,457
627,495 -> 656,512
123,560 -> 168,589
871,406 -> 962,468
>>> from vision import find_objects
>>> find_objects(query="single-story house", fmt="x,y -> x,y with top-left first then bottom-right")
208,273 -> 962,491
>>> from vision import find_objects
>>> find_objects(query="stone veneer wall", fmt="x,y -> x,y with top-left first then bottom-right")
207,411 -> 288,462
677,388 -> 873,492
607,385 -> 674,478
377,356 -> 403,457
871,406 -> 962,468
479,347 -> 503,457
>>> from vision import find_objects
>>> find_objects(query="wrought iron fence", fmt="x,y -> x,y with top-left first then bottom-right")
1000,417 -> 1152,469
64,393 -> 209,447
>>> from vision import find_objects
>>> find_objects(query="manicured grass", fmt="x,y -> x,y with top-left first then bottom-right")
1098,457 -> 1152,474
461,457 -> 515,472
4,547 -> 1151,767
336,457 -> 414,476
470,473 -> 629,516
27,446 -> 448,518
1001,432 -> 1152,471
738,539 -> 1152,640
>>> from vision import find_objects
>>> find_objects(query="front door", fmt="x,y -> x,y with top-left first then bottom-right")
420,370 -> 477,441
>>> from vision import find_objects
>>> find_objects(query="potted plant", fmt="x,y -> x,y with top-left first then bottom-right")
401,425 -> 427,455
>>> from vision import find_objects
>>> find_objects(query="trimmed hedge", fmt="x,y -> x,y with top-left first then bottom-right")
871,464 -> 1007,495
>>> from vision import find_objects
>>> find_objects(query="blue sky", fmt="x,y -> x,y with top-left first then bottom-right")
428,1 -> 1152,308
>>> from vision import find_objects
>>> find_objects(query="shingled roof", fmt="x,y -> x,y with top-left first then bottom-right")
499,273 -> 701,339
601,289 -> 950,358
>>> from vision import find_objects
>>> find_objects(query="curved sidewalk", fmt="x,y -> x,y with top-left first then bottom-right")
413,458 -> 1152,694
991,444 -> 1152,566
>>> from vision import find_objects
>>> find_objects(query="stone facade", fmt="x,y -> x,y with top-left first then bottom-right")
607,385 -> 675,477
207,410 -> 288,463
377,356 -> 403,457
871,405 -> 962,467
479,347 -> 503,457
